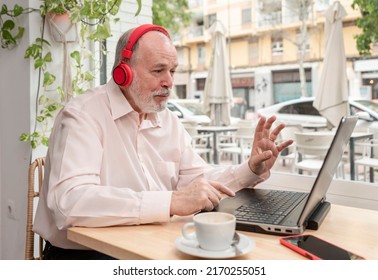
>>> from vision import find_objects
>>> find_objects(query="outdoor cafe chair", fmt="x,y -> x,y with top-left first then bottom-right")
293,131 -> 345,177
276,123 -> 303,169
183,123 -> 213,162
218,125 -> 254,164
25,157 -> 46,260
354,139 -> 378,182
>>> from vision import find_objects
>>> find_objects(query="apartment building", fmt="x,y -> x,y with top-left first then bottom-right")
173,0 -> 378,118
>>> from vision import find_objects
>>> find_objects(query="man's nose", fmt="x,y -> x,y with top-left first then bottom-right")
161,71 -> 174,88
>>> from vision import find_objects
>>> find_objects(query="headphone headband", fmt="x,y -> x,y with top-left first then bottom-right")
121,24 -> 170,59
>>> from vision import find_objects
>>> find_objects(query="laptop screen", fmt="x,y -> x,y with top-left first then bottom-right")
298,116 -> 358,226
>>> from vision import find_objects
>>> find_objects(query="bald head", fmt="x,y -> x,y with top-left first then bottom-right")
113,26 -> 172,70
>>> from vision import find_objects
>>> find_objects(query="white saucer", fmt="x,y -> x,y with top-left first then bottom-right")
175,233 -> 255,259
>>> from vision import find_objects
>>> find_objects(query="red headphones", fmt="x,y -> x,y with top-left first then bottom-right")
112,24 -> 170,86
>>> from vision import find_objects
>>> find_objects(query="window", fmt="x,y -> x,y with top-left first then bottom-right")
188,0 -> 204,9
197,44 -> 206,65
315,0 -> 330,11
248,37 -> 259,65
205,13 -> 217,29
177,48 -> 184,65
272,69 -> 312,102
272,37 -> 283,54
278,102 -> 321,116
196,78 -> 206,91
175,85 -> 187,99
242,8 -> 251,24
273,69 -> 311,83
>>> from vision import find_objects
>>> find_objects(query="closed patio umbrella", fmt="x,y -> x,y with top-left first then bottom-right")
203,21 -> 233,126
313,1 -> 349,128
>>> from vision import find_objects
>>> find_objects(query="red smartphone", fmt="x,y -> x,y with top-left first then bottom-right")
280,234 -> 365,260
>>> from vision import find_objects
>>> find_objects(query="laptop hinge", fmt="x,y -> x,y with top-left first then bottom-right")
306,201 -> 331,230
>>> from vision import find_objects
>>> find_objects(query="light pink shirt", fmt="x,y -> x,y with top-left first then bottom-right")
33,79 -> 263,249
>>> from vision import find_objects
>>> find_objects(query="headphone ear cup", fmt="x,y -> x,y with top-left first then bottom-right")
112,63 -> 133,86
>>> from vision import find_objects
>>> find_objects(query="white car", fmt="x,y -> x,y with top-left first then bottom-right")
257,97 -> 378,139
167,99 -> 211,125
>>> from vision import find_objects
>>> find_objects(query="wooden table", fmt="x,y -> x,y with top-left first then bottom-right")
68,204 -> 378,260
197,126 -> 238,164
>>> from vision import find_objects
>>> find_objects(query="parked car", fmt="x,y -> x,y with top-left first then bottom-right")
167,99 -> 211,125
257,97 -> 378,139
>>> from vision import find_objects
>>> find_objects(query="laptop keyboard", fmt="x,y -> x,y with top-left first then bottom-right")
234,190 -> 308,225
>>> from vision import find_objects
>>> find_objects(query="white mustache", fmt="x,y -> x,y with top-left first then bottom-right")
155,88 -> 171,96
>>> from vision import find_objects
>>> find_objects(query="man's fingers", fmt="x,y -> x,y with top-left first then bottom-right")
200,181 -> 235,211
276,140 -> 294,152
204,200 -> 215,211
208,180 -> 235,197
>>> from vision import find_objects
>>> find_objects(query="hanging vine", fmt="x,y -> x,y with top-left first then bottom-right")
1,1 -> 142,148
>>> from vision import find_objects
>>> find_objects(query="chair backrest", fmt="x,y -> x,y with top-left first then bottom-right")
184,126 -> 199,137
232,125 -> 254,150
279,124 -> 303,142
183,122 -> 200,136
235,125 -> 254,137
356,139 -> 378,159
236,119 -> 255,127
25,157 -> 45,260
294,131 -> 334,157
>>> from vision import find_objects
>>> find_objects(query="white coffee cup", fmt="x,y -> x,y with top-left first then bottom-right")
182,212 -> 236,251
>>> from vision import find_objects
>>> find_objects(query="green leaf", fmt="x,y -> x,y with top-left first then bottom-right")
135,0 -> 142,16
88,21 -> 111,41
83,71 -> 94,81
2,30 -> 15,41
43,72 -> 56,86
41,136 -> 49,147
14,27 -> 25,40
47,104 -> 58,112
34,58 -> 45,69
57,86 -> 65,100
13,4 -> 24,17
31,131 -> 40,138
1,4 -> 8,15
36,116 -> 45,122
70,50 -> 81,65
44,52 -> 52,62
19,133 -> 30,142
69,8 -> 80,23
31,140 -> 38,149
3,20 -> 15,30
44,111 -> 53,118
24,43 -> 42,59
35,37 -> 51,47
38,95 -> 48,105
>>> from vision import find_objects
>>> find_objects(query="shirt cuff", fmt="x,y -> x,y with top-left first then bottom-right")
139,191 -> 172,224
235,161 -> 266,187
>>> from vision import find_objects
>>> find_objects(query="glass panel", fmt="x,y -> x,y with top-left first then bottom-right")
273,82 -> 312,103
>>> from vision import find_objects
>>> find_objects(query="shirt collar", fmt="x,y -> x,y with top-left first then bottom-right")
106,79 -> 161,127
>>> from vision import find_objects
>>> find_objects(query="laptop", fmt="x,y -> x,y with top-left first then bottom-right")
215,116 -> 358,235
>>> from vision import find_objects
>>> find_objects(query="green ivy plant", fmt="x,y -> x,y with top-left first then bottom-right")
1,0 -> 142,148
0,4 -> 35,49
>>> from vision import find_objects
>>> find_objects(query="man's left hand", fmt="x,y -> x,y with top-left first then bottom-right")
248,116 -> 293,179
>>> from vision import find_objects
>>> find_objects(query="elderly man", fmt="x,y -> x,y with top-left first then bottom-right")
34,24 -> 292,259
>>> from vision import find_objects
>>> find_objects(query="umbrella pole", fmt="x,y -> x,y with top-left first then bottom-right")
215,104 -> 221,126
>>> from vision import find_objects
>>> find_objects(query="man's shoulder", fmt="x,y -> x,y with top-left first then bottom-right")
64,84 -> 108,112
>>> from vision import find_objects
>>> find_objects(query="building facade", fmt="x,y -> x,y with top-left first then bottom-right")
173,0 -> 378,119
